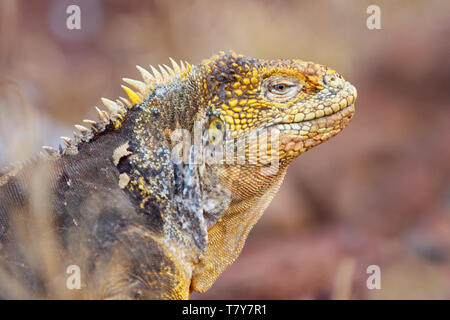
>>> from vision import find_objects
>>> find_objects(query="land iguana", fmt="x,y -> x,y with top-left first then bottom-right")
0,50 -> 357,299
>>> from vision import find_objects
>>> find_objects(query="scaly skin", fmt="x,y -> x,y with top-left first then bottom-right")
0,50 -> 356,299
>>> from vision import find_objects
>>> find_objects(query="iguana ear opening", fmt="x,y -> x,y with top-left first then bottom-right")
208,118 -> 225,145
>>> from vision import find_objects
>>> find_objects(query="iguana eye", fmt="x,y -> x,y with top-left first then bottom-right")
208,118 -> 225,145
265,76 -> 301,102
269,82 -> 292,94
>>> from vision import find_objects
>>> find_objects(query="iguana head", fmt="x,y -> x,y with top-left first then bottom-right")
196,50 -> 356,166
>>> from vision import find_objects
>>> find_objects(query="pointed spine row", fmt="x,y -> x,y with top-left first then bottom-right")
42,58 -> 192,158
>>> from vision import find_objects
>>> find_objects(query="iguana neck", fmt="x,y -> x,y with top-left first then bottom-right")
114,75 -> 226,258
191,161 -> 290,292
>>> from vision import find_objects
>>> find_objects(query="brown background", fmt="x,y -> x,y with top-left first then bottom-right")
0,0 -> 449,299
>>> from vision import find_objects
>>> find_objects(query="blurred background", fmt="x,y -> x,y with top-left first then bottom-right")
0,0 -> 449,299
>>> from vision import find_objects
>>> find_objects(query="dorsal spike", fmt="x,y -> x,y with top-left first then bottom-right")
179,60 -> 186,72
74,124 -> 89,134
136,65 -> 155,84
158,64 -> 170,80
122,78 -> 146,94
169,57 -> 181,74
83,119 -> 100,132
150,65 -> 164,82
115,99 -> 124,108
42,146 -> 58,156
119,96 -> 132,108
60,136 -> 72,147
101,110 -> 110,120
162,64 -> 175,77
121,85 -> 142,105
72,130 -> 80,139
101,97 -> 121,113
82,119 -> 96,125
95,106 -> 109,122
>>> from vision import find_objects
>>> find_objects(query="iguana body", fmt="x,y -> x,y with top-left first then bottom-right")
0,51 -> 356,299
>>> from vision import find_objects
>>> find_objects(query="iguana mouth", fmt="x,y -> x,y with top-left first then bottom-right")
274,103 -> 355,133
271,103 -> 355,159
218,103 -> 355,165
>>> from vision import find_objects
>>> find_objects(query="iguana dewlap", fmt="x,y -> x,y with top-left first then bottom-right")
0,51 -> 356,299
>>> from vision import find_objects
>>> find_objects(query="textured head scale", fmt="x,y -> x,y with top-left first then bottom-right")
196,50 -> 357,165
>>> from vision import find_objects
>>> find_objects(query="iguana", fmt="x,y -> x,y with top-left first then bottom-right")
0,50 -> 356,299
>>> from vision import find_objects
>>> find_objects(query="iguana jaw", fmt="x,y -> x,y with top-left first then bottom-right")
275,103 -> 355,160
